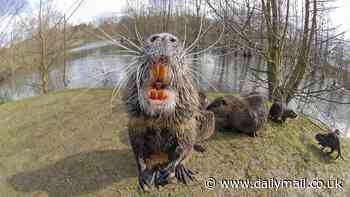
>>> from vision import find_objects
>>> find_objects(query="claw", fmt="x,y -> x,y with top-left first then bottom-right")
156,165 -> 177,186
177,166 -> 185,184
181,167 -> 188,184
157,169 -> 170,186
139,176 -> 150,191
175,164 -> 194,184
185,168 -> 194,181
153,169 -> 161,188
139,170 -> 156,191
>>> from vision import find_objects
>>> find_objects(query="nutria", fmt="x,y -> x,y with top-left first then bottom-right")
315,129 -> 344,160
123,33 -> 215,190
207,94 -> 268,136
269,101 -> 297,123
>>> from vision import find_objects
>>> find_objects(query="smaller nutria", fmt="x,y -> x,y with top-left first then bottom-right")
315,129 -> 344,160
269,101 -> 297,123
207,94 -> 268,137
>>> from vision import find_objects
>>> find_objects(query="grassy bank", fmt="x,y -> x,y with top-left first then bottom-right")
0,89 -> 349,197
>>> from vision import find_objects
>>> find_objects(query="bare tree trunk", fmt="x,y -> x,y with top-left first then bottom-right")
285,0 -> 317,103
261,0 -> 282,100
63,14 -> 68,87
38,0 -> 49,94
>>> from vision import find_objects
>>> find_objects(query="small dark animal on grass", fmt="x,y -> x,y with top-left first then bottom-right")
207,93 -> 268,137
315,129 -> 345,160
269,101 -> 297,123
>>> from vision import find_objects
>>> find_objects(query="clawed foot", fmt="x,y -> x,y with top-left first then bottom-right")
320,146 -> 325,151
253,132 -> 257,137
156,166 -> 175,186
247,131 -> 257,137
140,164 -> 195,190
139,169 -> 156,191
175,164 -> 194,184
155,164 -> 194,186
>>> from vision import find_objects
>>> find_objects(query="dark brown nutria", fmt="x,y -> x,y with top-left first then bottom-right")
207,94 -> 268,137
269,101 -> 297,123
123,33 -> 215,190
315,129 -> 344,160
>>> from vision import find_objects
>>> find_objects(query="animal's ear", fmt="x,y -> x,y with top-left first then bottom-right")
150,35 -> 159,42
334,129 -> 340,135
221,99 -> 227,105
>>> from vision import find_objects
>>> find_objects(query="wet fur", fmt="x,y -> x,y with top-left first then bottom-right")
315,131 -> 344,160
269,102 -> 297,123
123,33 -> 215,189
207,94 -> 268,136
198,91 -> 209,110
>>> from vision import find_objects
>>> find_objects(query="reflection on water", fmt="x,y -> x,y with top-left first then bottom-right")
0,42 -> 349,136
0,46 -> 126,100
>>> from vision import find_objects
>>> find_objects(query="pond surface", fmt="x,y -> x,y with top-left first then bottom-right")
0,41 -> 349,136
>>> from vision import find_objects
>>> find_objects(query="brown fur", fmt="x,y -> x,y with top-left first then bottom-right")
198,91 -> 209,110
123,33 -> 215,189
315,129 -> 345,160
207,94 -> 268,136
269,101 -> 297,123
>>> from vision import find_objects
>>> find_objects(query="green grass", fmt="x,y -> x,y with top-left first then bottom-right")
0,89 -> 349,197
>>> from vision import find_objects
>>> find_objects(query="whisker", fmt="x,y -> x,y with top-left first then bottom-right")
95,27 -> 142,54
110,58 -> 142,101
182,19 -> 188,50
134,22 -> 144,46
183,14 -> 204,56
188,68 -> 219,92
69,73 -> 120,103
186,22 -> 225,57
114,31 -> 144,52
85,29 -> 130,52
88,68 -> 121,80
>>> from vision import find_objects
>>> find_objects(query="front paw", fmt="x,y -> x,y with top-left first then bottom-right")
156,166 -> 175,186
175,164 -> 194,184
139,169 -> 156,191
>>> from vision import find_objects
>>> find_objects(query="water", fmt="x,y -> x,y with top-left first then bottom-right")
0,41 -> 349,136
0,43 -> 127,100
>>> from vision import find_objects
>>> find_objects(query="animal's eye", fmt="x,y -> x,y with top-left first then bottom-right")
150,35 -> 159,42
170,37 -> 177,42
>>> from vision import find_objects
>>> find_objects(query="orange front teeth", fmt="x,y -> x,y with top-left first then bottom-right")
150,89 -> 157,100
149,61 -> 168,101
158,65 -> 166,80
158,90 -> 167,100
152,63 -> 167,80
148,89 -> 168,100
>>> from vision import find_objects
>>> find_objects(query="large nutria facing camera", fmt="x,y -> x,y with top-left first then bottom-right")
207,93 -> 268,137
315,129 -> 345,160
123,33 -> 215,190
269,101 -> 297,123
